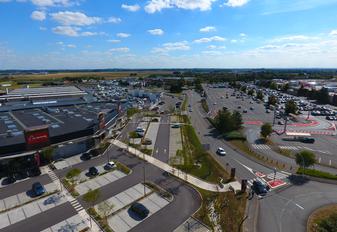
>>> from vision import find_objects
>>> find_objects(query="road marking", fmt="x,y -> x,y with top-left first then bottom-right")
164,149 -> 167,153
329,160 -> 332,166
295,203 -> 304,210
318,157 -> 321,163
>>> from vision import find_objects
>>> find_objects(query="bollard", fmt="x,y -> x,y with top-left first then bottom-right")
230,168 -> 236,179
241,179 -> 247,193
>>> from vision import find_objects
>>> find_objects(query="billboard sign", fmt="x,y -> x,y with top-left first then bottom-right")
25,126 -> 50,150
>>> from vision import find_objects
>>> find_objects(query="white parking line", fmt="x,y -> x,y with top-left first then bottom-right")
295,203 -> 304,210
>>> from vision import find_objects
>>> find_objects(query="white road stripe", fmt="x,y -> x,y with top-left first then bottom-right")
295,203 -> 304,210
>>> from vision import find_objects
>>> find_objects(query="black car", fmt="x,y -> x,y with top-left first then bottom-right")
252,180 -> 268,196
32,182 -> 46,196
27,167 -> 41,177
88,167 -> 99,176
300,137 -> 315,144
81,152 -> 91,161
130,202 -> 150,219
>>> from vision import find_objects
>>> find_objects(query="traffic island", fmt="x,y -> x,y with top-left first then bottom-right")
307,204 -> 337,232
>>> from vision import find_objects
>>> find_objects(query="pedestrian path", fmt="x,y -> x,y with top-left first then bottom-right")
111,140 -> 241,193
279,145 -> 301,151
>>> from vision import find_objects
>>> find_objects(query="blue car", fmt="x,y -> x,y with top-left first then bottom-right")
32,182 -> 46,196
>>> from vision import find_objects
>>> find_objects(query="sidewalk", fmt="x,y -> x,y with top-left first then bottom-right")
111,140 -> 241,193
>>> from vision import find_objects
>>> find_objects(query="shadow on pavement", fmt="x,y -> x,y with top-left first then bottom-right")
287,175 -> 310,185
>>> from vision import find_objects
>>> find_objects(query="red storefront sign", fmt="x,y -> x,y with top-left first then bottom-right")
26,131 -> 49,145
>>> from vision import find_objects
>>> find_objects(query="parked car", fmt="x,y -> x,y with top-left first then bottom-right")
142,138 -> 152,145
105,161 -> 115,169
216,147 -> 226,156
81,152 -> 91,161
88,167 -> 99,176
243,109 -> 248,113
250,107 -> 254,110
130,202 -> 150,219
32,182 -> 46,196
252,180 -> 268,196
171,124 -> 180,128
27,167 -> 41,177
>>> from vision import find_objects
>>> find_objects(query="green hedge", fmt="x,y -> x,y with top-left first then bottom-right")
297,167 -> 337,180
224,131 -> 246,141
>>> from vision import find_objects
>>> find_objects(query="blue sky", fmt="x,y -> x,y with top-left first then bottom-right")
1,0 -> 337,69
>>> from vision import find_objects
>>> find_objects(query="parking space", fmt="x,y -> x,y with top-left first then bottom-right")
75,170 -> 127,195
0,182 -> 58,212
108,192 -> 170,232
0,192 -> 67,230
41,214 -> 89,232
169,116 -> 183,165
94,183 -> 152,218
144,120 -> 160,150
53,154 -> 84,170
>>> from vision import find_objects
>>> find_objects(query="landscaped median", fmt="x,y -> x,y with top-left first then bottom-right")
307,204 -> 337,232
297,167 -> 337,180
86,182 -> 173,232
62,161 -> 131,198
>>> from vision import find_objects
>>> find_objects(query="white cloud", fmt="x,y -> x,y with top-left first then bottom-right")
52,26 -> 98,37
148,28 -> 164,36
330,30 -> 337,36
200,26 -> 216,33
51,11 -> 101,26
109,47 -> 130,52
194,36 -> 226,43
31,10 -> 46,21
67,44 -> 76,48
31,0 -> 72,7
52,26 -> 80,36
240,33 -> 246,37
116,33 -> 131,38
107,17 -> 122,24
107,39 -> 121,43
271,35 -> 319,43
207,45 -> 226,49
231,39 -> 237,43
39,26 -> 47,30
152,41 -> 190,53
145,0 -> 216,13
121,4 -> 140,12
223,0 -> 249,7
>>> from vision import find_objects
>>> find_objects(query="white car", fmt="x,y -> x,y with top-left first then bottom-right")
217,147 -> 226,156
105,161 -> 116,169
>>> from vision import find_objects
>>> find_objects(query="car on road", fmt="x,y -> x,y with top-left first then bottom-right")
130,202 -> 150,219
299,137 -> 315,144
278,121 -> 285,125
32,182 -> 46,196
252,180 -> 268,196
105,161 -> 115,169
243,109 -> 248,113
88,167 -> 99,176
238,106 -> 242,109
213,102 -> 217,105
250,107 -> 254,110
216,147 -> 226,156
266,109 -> 271,113
189,109 -> 193,112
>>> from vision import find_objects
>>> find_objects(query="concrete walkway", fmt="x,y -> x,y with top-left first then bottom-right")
111,140 -> 241,193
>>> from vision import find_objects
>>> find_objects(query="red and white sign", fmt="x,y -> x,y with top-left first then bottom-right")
26,131 -> 49,145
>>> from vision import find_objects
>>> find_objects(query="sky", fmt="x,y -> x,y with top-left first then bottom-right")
1,0 -> 337,69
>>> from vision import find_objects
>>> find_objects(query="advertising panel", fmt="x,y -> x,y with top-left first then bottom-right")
25,126 -> 50,150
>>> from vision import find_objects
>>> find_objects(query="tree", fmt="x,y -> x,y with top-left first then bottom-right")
257,90 -> 264,101
232,111 -> 243,130
248,89 -> 255,96
268,95 -> 277,106
285,100 -> 298,115
40,146 -> 54,164
169,84 -> 182,93
295,150 -> 316,169
269,81 -> 278,90
194,79 -> 203,93
83,189 -> 101,228
240,86 -> 247,93
66,168 -> 81,183
282,83 -> 289,92
260,123 -> 273,138
317,88 -> 330,104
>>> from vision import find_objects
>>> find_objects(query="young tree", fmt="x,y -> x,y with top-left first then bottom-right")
268,95 -> 277,106
248,89 -> 255,96
285,100 -> 298,115
66,168 -> 81,183
232,111 -> 243,130
260,123 -> 273,139
97,202 -> 115,221
295,150 -> 316,170
317,88 -> 330,104
269,82 -> 278,90
83,189 -> 100,206
257,90 -> 264,101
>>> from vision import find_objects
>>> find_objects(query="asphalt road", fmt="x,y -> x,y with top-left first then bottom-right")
258,179 -> 337,232
153,115 -> 170,163
186,90 -> 273,181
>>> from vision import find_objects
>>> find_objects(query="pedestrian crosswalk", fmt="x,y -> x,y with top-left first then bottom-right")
48,170 -> 59,182
265,171 -> 289,180
252,144 -> 271,150
70,198 -> 84,212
